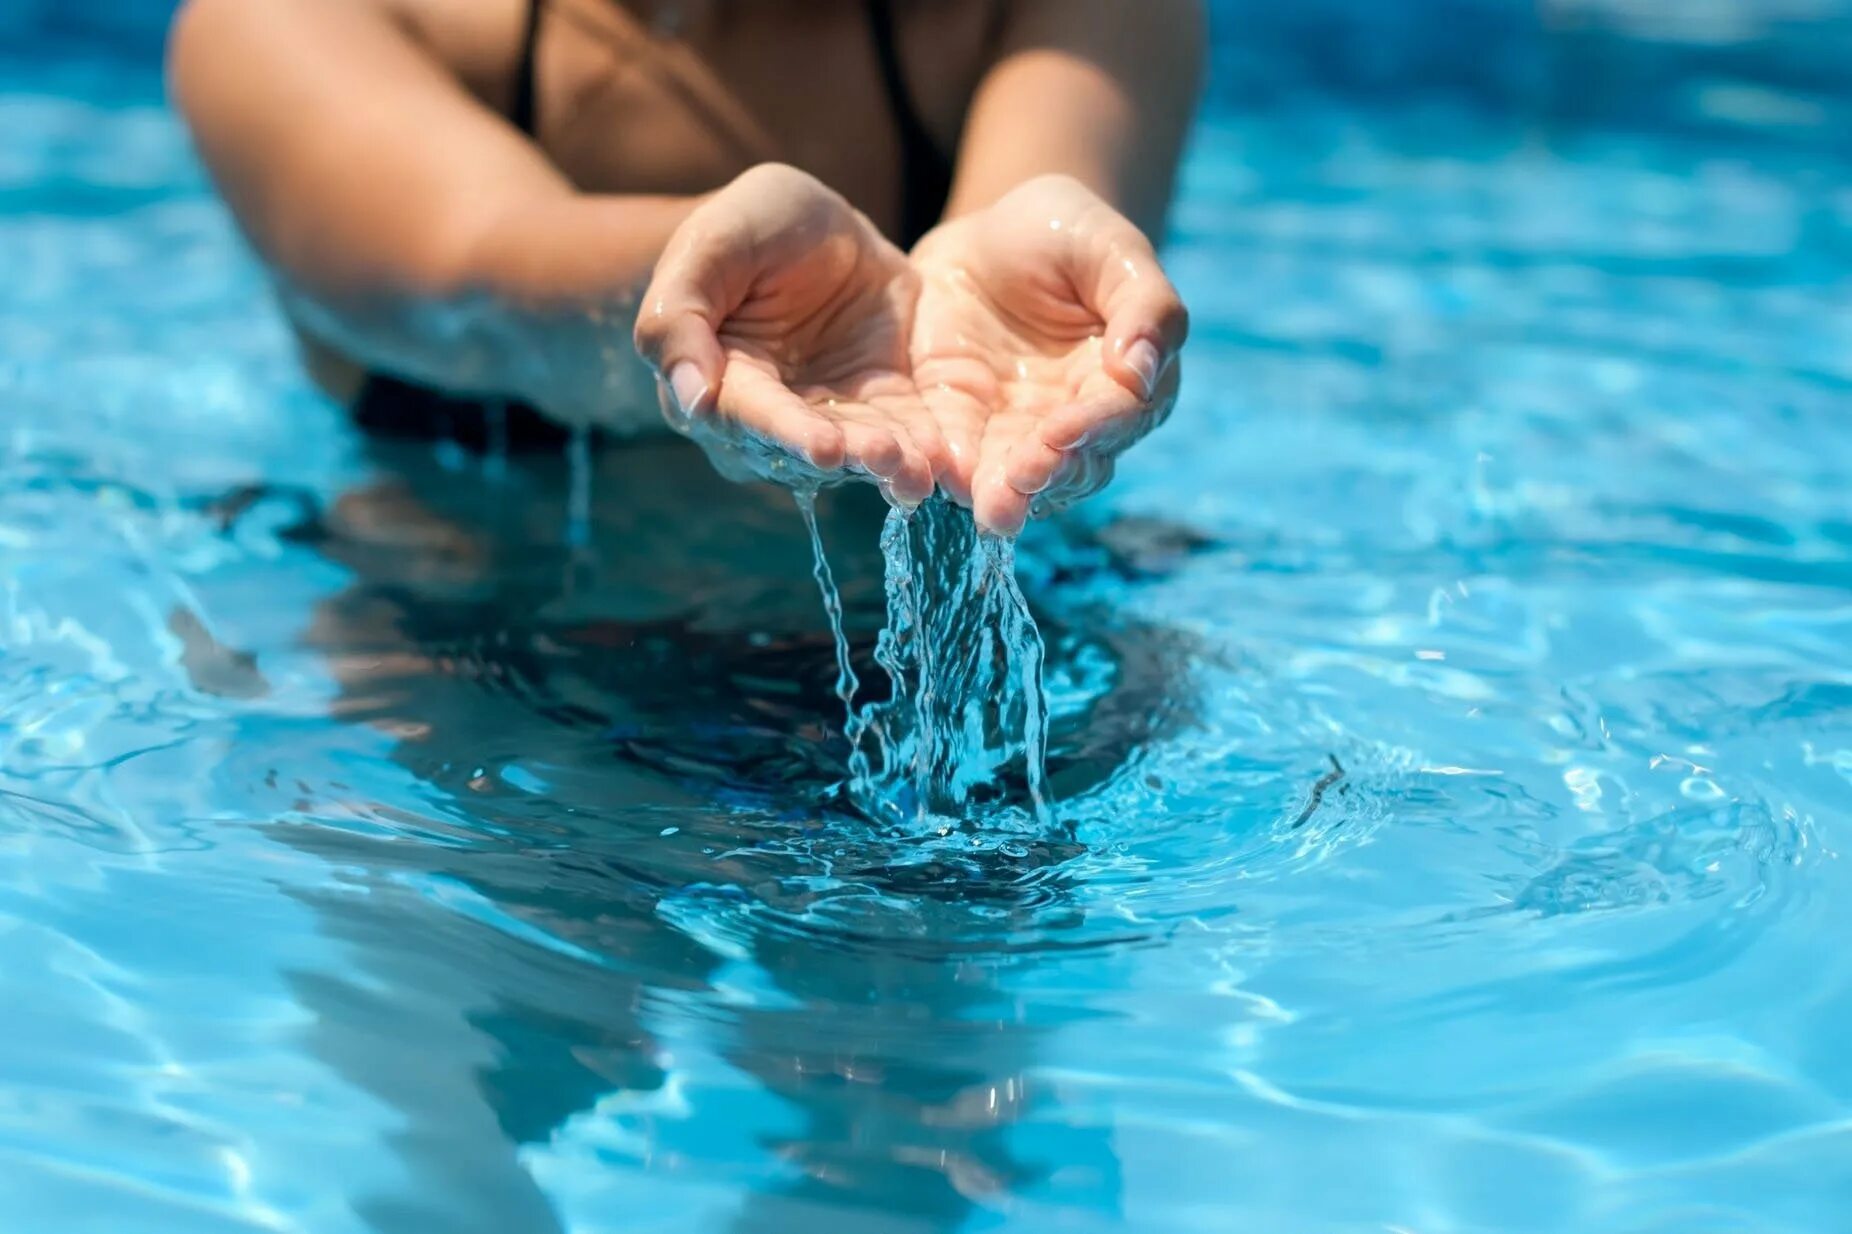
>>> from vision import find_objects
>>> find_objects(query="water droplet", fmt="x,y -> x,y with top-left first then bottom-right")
566,425 -> 593,549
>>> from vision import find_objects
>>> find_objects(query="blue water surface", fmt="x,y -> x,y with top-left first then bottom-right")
3,3 -> 1852,1232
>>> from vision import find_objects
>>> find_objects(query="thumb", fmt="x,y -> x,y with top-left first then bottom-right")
633,235 -> 736,426
635,307 -> 724,430
1087,230 -> 1189,404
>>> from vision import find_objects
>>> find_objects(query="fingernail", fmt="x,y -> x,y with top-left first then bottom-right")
877,478 -> 923,511
669,362 -> 708,417
806,427 -> 846,471
1123,339 -> 1162,400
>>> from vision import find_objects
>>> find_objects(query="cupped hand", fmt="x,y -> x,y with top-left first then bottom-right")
634,163 -> 940,504
909,175 -> 1189,534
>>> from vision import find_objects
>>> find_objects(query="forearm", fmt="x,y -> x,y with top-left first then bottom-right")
943,0 -> 1206,238
275,190 -> 699,422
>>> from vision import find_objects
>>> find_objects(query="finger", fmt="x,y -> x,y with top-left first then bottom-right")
715,371 -> 847,471
634,303 -> 726,426
1033,453 -> 1117,519
918,384 -> 988,505
1007,433 -> 1124,517
877,423 -> 937,507
1039,363 -> 1180,453
973,463 -> 1031,538
868,395 -> 947,506
1004,435 -> 1065,497
937,425 -> 981,507
1087,232 -> 1189,404
897,405 -> 948,475
836,419 -> 903,480
823,394 -> 937,506
633,232 -> 750,421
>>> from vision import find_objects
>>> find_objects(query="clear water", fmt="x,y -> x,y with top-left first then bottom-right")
802,496 -> 1054,831
5,7 -> 1852,1233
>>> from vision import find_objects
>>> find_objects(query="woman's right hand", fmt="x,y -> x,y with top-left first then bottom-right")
633,164 -> 940,504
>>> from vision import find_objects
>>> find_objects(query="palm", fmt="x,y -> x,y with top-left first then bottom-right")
636,166 -> 940,504
906,177 -> 1184,535
642,168 -> 1182,528
911,262 -> 1122,527
710,253 -> 940,500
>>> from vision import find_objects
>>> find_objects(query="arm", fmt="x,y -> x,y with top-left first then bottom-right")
167,0 -> 698,422
943,0 -> 1207,237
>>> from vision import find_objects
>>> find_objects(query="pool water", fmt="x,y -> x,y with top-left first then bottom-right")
4,7 -> 1852,1233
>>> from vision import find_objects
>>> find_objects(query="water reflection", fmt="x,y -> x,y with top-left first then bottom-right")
240,428 -> 1202,1230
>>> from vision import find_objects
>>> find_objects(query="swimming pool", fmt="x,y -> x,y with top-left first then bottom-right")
4,4 -> 1852,1232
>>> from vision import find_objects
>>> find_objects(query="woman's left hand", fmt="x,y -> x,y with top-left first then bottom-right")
908,175 -> 1189,535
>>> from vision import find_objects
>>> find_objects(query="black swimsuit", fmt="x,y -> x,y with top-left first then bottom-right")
352,0 -> 955,450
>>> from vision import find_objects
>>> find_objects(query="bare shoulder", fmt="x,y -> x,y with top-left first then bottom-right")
172,0 -> 532,113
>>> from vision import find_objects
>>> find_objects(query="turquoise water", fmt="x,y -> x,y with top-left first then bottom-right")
5,9 -> 1852,1233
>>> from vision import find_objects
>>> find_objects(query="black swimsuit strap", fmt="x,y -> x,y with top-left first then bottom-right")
510,0 -> 545,136
358,0 -> 949,440
863,0 -> 955,247
351,0 -> 556,445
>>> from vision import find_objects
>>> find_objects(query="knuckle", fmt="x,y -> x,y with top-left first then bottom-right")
1134,293 -> 1188,349
809,427 -> 846,468
631,317 -> 667,362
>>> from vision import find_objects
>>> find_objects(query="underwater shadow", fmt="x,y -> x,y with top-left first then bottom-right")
244,426 -> 1210,1232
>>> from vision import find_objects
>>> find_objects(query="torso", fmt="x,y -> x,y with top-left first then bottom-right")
321,0 -> 1001,431
391,0 -> 1000,242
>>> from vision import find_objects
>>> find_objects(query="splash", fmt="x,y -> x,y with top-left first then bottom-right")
798,494 -> 1055,832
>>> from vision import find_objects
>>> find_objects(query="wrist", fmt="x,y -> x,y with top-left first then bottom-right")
463,191 -> 704,311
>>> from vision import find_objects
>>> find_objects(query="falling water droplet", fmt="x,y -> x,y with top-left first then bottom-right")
566,424 -> 593,549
